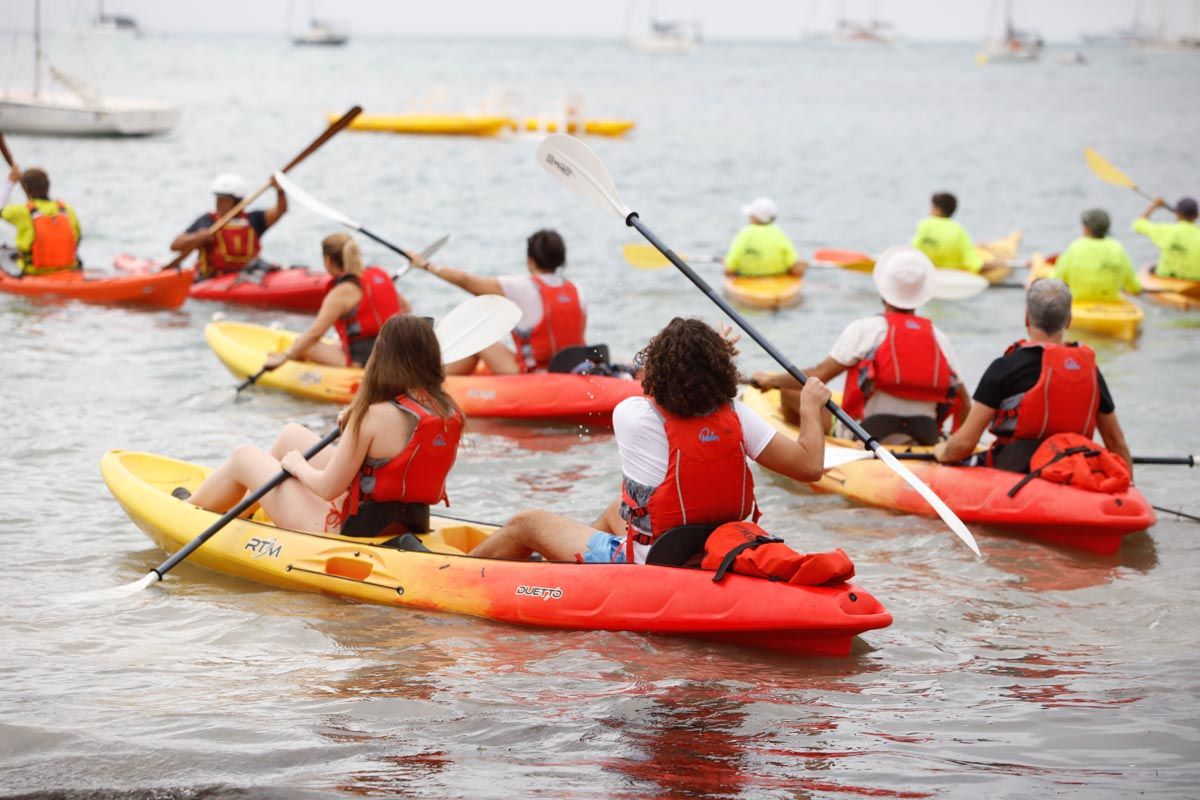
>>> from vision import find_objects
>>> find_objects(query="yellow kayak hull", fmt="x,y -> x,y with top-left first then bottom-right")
520,117 -> 636,137
1030,253 -> 1144,340
722,274 -> 803,310
1138,264 -> 1200,310
335,113 -> 511,136
839,230 -> 1020,284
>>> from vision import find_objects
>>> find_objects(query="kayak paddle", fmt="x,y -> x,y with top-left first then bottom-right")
234,233 -> 452,394
115,293 -> 522,594
272,171 -> 446,280
623,242 -> 722,269
160,105 -> 362,272
537,134 -> 981,557
1084,147 -> 1174,210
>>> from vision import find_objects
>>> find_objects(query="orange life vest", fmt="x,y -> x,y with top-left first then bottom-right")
26,200 -> 78,273
842,311 -> 960,425
332,268 -> 404,365
620,402 -> 758,564
199,212 -> 260,276
989,341 -> 1100,453
330,395 -> 464,529
700,521 -> 856,586
1006,432 -> 1131,497
512,275 -> 586,373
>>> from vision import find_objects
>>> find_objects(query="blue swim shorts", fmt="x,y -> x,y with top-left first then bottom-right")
583,531 -> 627,563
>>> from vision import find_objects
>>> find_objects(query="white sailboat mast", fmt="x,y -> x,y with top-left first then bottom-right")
34,0 -> 43,97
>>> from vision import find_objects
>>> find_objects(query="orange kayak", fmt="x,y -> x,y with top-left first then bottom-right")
0,267 -> 193,308
1139,265 -> 1200,310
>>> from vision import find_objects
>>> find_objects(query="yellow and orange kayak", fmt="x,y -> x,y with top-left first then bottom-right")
101,450 -> 893,657
1138,265 -> 1200,310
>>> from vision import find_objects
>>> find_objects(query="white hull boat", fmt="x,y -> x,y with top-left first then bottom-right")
0,91 -> 180,137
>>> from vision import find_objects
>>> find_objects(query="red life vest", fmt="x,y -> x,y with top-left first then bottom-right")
199,212 -> 260,276
26,200 -> 78,273
842,312 -> 960,425
1006,432 -> 1131,497
332,268 -> 403,365
700,521 -> 856,586
331,395 -> 464,528
989,340 -> 1100,450
620,402 -> 758,564
512,275 -> 586,373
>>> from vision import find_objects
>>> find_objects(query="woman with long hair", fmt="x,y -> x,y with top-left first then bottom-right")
470,317 -> 831,563
187,315 -> 463,534
263,232 -> 411,369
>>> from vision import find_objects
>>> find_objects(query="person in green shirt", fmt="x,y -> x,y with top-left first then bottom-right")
911,192 -> 982,273
724,197 -> 806,278
1,165 -> 82,274
1052,208 -> 1140,302
1133,195 -> 1200,281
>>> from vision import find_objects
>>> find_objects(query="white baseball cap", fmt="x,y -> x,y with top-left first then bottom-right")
873,245 -> 936,310
211,173 -> 248,199
741,197 -> 777,223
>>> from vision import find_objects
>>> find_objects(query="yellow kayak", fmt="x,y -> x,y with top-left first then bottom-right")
834,230 -> 1020,284
521,118 -> 636,137
335,113 -> 511,136
722,274 -> 803,310
100,449 -> 893,657
1030,254 -> 1144,341
1139,264 -> 1200,311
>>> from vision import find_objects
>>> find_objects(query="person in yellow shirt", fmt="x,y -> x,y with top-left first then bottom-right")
1133,196 -> 1200,281
1,165 -> 82,275
1052,208 -> 1140,302
911,192 -> 982,273
724,197 -> 806,277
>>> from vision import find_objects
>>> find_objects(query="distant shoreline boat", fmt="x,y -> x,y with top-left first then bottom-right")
978,0 -> 1042,63
625,1 -> 700,53
292,19 -> 349,47
0,0 -> 180,136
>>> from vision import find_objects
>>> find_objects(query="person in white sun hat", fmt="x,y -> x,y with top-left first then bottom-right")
170,172 -> 288,279
724,196 -> 807,278
752,245 -> 970,445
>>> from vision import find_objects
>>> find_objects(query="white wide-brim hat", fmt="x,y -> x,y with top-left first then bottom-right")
740,196 -> 777,223
873,245 -> 936,310
211,172 -> 248,199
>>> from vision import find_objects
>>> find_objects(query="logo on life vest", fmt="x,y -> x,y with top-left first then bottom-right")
905,320 -> 921,330
698,427 -> 720,443
244,537 -> 282,559
515,585 -> 563,601
1064,358 -> 1082,371
433,434 -> 447,447
545,153 -> 573,178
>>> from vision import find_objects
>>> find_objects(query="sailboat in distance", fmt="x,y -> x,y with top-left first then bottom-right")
978,0 -> 1043,63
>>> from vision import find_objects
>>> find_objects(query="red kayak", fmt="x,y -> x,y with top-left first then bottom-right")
0,267 -> 193,309
115,255 -> 330,312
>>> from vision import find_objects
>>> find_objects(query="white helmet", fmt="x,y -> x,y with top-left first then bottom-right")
211,172 -> 248,199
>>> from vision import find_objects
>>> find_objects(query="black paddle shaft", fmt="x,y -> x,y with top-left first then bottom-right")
360,227 -> 415,262
236,367 -> 269,392
626,213 -> 883,453
151,429 -> 341,580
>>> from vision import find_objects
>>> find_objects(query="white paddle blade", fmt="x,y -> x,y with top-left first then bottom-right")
436,295 -> 522,364
931,269 -> 990,301
873,447 -> 981,556
272,171 -> 360,230
421,234 -> 450,261
536,134 -> 633,220
823,444 -> 878,470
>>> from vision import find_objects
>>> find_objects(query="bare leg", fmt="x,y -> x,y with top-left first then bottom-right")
470,509 -> 598,561
298,340 -> 349,367
267,422 -> 335,469
444,354 -> 480,376
590,499 -> 623,534
477,342 -> 521,375
189,443 -> 331,533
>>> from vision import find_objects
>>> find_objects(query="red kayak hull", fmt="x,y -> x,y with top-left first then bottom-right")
115,255 -> 330,312
0,268 -> 193,309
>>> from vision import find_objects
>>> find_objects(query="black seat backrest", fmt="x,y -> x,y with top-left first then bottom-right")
645,525 -> 718,567
548,344 -> 611,374
341,501 -> 431,538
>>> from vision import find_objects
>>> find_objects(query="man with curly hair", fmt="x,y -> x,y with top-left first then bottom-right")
469,317 -> 831,564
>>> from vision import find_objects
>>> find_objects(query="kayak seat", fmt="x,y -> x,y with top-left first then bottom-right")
548,344 -> 611,374
379,533 -> 433,553
341,501 -> 430,538
645,524 -> 717,568
862,414 -> 940,446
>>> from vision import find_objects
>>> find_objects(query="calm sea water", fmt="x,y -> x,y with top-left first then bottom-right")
2,34 -> 1199,799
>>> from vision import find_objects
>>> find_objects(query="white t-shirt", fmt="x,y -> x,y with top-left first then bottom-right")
612,396 -> 778,563
828,315 -> 961,419
497,273 -> 588,332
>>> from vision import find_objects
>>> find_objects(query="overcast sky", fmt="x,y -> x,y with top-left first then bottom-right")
2,0 -> 1198,42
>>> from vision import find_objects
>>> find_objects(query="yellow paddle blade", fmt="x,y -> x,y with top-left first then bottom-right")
1084,147 -> 1136,190
622,242 -> 675,269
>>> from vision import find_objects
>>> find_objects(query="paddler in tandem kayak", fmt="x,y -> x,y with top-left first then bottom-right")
1133,195 -> 1200,280
261,233 -> 410,369
169,173 -> 288,280
469,317 -> 832,564
410,229 -> 587,375
1051,208 -> 1140,302
724,197 -> 806,278
934,278 -> 1133,473
1,165 -> 82,275
752,246 -> 969,445
182,315 -> 462,535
